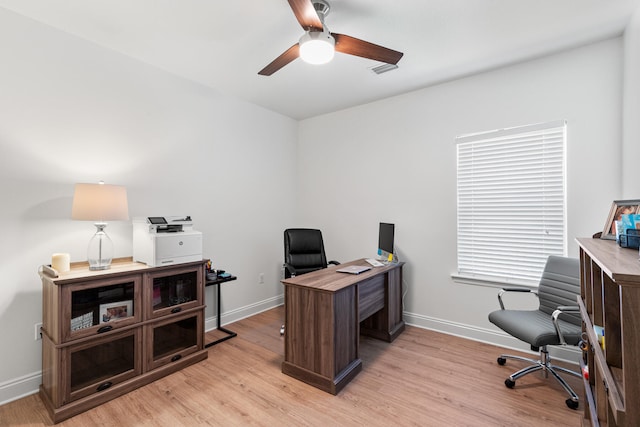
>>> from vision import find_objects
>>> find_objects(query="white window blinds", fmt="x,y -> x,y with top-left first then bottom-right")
456,120 -> 566,285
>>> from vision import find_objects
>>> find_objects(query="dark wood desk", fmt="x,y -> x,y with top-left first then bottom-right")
281,259 -> 405,394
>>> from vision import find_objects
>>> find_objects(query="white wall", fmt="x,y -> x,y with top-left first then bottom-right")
298,38 -> 622,350
623,7 -> 640,196
0,8 -> 297,403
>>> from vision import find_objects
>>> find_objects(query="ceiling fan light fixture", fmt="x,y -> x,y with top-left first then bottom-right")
258,0 -> 403,76
299,30 -> 335,65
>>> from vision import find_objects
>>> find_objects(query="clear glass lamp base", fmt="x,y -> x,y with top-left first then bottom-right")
87,222 -> 114,270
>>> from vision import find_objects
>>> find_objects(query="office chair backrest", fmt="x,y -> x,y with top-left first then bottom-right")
284,228 -> 328,275
537,255 -> 581,326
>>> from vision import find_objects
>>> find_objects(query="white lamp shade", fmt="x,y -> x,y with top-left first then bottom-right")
71,183 -> 129,221
299,30 -> 335,65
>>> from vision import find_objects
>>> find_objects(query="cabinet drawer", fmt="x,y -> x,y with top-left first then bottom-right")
358,275 -> 385,321
145,265 -> 203,319
145,310 -> 203,371
59,328 -> 142,405
55,275 -> 142,344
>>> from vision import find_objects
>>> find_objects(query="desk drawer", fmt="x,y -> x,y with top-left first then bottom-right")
358,275 -> 385,321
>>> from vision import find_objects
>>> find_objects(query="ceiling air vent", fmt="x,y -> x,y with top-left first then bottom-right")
370,63 -> 399,75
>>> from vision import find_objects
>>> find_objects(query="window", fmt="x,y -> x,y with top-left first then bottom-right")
455,120 -> 566,286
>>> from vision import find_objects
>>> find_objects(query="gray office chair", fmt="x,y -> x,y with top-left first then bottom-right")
281,228 -> 339,335
488,255 -> 582,410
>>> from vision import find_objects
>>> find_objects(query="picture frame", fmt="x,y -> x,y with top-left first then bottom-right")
99,300 -> 133,324
601,199 -> 640,240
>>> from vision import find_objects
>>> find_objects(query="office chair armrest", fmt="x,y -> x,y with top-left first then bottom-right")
328,260 -> 340,266
283,263 -> 298,277
551,306 -> 580,346
497,287 -> 538,310
555,305 -> 580,313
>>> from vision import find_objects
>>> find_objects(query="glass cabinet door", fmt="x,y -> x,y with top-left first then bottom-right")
63,275 -> 141,342
146,312 -> 203,371
146,265 -> 203,319
67,328 -> 141,404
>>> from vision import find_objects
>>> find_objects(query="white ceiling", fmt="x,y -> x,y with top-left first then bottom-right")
1,0 -> 639,120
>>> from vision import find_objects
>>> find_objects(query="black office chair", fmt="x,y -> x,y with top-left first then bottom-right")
281,228 -> 339,334
283,228 -> 340,278
488,255 -> 582,410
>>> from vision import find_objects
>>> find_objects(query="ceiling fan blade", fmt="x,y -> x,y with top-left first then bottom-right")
332,33 -> 403,65
258,44 -> 300,76
287,0 -> 323,31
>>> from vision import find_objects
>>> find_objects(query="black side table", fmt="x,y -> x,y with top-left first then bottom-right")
204,274 -> 237,348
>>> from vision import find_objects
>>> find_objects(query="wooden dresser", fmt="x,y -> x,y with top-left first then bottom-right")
39,258 -> 207,423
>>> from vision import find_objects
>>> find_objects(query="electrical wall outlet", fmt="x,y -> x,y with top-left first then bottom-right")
34,322 -> 43,341
259,273 -> 264,284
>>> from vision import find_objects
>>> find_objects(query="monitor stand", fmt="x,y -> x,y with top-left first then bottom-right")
377,253 -> 399,265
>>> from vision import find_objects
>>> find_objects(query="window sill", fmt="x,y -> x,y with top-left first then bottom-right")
451,273 -> 537,290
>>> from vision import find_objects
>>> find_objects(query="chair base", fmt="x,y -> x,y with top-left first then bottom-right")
497,346 -> 581,410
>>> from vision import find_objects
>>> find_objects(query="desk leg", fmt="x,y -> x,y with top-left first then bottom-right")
205,282 -> 237,348
282,285 -> 361,394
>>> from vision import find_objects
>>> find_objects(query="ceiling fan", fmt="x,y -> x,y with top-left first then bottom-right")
258,0 -> 404,76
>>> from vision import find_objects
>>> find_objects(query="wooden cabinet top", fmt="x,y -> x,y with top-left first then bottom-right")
281,258 -> 404,292
40,257 -> 207,285
576,238 -> 640,286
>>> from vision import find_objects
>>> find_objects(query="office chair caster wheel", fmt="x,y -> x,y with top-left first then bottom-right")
566,399 -> 579,410
497,357 -> 506,365
505,378 -> 516,388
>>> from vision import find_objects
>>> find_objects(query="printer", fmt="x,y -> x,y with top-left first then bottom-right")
133,216 -> 202,267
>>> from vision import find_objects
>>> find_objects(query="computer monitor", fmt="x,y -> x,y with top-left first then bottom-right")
377,222 -> 395,262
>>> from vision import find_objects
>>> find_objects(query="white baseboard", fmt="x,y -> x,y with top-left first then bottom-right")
205,294 -> 284,333
403,311 -> 581,365
0,371 -> 42,406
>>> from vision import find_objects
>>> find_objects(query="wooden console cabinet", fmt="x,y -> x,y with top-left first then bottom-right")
577,238 -> 640,426
39,259 -> 208,423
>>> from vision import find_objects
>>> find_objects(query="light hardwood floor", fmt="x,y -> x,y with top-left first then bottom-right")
0,306 -> 583,426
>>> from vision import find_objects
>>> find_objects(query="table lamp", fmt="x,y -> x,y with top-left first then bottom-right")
71,182 -> 129,270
